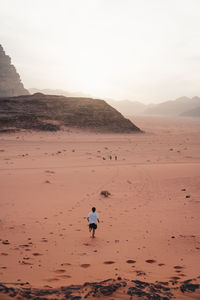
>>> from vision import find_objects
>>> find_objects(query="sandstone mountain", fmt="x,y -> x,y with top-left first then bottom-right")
0,44 -> 29,97
0,93 -> 142,133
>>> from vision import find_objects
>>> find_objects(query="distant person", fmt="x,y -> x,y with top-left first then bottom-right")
87,207 -> 100,238
115,155 -> 117,160
109,155 -> 112,160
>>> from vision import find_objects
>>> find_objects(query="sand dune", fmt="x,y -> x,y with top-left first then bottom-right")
0,116 -> 200,299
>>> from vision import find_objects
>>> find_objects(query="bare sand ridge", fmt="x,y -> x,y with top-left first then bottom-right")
0,116 -> 200,299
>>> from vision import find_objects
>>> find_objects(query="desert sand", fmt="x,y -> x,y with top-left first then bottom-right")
0,116 -> 200,299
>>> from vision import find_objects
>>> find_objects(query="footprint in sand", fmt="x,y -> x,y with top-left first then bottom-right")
45,278 -> 60,282
104,261 -> 115,265
61,263 -> 71,266
126,260 -> 136,264
19,244 -> 30,248
170,276 -> 180,281
58,275 -> 71,278
54,269 -> 66,274
145,259 -> 156,264
20,261 -> 33,265
79,253 -> 87,256
1,253 -> 8,256
45,170 -> 55,174
158,263 -> 165,267
32,253 -> 42,256
173,266 -> 184,269
41,238 -> 48,242
135,270 -> 146,276
45,180 -> 51,184
80,264 -> 90,268
2,240 -> 10,245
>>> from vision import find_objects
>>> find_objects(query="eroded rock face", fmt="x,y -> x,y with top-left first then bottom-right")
0,44 -> 29,97
0,278 -> 199,299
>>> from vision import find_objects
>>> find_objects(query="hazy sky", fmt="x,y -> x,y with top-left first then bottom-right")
1,0 -> 200,103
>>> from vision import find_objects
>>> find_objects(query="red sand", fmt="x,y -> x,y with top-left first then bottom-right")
0,116 -> 200,299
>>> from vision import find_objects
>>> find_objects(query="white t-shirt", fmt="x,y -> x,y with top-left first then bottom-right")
88,212 -> 99,224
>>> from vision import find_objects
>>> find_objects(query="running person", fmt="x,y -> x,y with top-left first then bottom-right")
87,207 -> 100,238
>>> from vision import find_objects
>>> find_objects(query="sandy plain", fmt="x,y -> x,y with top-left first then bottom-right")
0,116 -> 200,299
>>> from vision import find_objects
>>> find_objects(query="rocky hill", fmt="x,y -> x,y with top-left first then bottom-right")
0,44 -> 29,97
0,93 -> 142,133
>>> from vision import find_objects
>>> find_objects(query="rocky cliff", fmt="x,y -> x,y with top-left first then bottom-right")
0,93 -> 142,133
0,45 -> 29,97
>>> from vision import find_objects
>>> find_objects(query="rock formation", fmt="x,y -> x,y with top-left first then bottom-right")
0,93 -> 142,133
0,277 -> 199,299
0,44 -> 29,97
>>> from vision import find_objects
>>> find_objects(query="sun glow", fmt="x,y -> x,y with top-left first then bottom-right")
1,0 -> 200,102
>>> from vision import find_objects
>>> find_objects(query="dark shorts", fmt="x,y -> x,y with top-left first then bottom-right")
89,223 -> 97,229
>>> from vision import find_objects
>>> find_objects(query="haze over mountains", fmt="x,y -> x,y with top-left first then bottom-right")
0,41 -> 199,121
181,106 -> 200,118
29,88 -> 91,99
0,46 -> 141,134
30,89 -> 200,118
107,97 -> 200,118
143,96 -> 200,117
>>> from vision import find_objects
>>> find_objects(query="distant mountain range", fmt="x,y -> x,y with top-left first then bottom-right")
105,99 -> 148,115
106,96 -> 200,118
29,88 -> 91,98
143,96 -> 200,117
29,89 -> 200,118
181,106 -> 200,118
